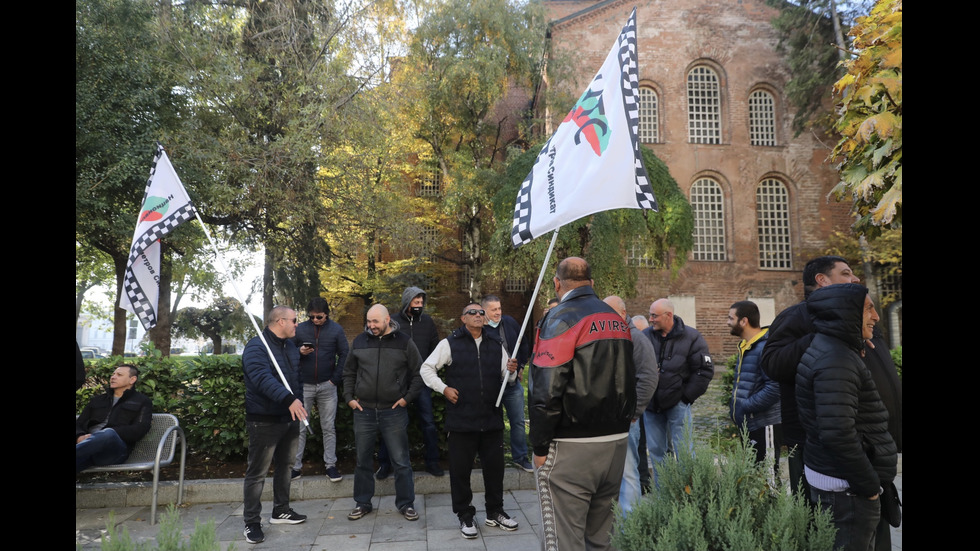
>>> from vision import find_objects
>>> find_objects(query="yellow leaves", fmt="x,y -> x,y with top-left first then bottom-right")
858,112 -> 900,142
872,182 -> 902,225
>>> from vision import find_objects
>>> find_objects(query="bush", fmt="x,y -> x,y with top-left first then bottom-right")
181,354 -> 249,461
76,346 -> 190,416
612,433 -> 836,551
95,506 -> 233,551
890,346 -> 902,379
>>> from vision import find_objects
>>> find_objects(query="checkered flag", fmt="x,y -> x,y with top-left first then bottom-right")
119,143 -> 197,330
511,8 -> 656,248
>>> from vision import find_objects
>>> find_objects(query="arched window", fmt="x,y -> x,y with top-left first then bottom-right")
690,177 -> 726,261
687,66 -> 721,144
756,178 -> 792,269
638,87 -> 659,143
749,90 -> 777,146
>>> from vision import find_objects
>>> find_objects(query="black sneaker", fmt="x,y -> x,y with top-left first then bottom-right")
425,463 -> 445,477
348,505 -> 372,520
270,508 -> 307,524
375,463 -> 392,480
401,506 -> 419,521
460,517 -> 478,539
326,466 -> 342,482
244,523 -> 265,544
291,469 -> 302,480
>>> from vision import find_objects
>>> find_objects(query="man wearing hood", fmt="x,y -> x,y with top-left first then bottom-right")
796,284 -> 897,551
343,304 -> 424,522
376,287 -> 444,478
642,298 -> 713,488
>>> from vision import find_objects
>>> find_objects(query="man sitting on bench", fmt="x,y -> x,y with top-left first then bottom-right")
76,364 -> 152,474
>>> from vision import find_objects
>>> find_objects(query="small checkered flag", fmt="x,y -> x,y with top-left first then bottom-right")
119,143 -> 197,330
512,8 -> 657,248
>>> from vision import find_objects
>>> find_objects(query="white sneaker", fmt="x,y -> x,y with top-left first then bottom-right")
485,511 -> 519,531
460,517 -> 479,539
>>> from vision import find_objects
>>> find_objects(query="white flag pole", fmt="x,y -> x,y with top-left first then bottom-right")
192,211 -> 309,428
495,226 -> 562,408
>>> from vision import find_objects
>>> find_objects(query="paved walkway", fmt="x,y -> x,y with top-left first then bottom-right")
76,459 -> 901,550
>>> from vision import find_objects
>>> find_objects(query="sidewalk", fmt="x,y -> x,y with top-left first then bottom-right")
76,456 -> 901,550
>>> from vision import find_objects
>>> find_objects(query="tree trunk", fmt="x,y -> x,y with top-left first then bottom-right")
263,245 -> 276,324
111,253 -> 129,356
148,249 -> 173,357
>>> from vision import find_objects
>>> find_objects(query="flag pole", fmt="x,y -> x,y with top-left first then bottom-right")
192,211 -> 309,428
496,226 -> 561,408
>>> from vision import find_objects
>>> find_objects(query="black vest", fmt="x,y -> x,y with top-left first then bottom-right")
444,326 -> 505,432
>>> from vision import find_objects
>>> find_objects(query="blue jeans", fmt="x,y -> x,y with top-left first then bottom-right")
353,407 -> 415,511
810,486 -> 881,551
243,420 -> 300,525
76,429 -> 128,473
643,402 -> 693,488
294,382 -> 339,470
502,380 -> 528,462
618,420 -> 643,513
378,388 -> 440,468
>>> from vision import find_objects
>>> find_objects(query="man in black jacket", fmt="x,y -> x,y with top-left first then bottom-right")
420,303 -> 520,539
761,255 -> 902,548
796,284 -> 897,551
343,304 -> 423,523
642,298 -> 713,488
76,364 -> 152,473
377,286 -> 444,478
530,257 -> 635,551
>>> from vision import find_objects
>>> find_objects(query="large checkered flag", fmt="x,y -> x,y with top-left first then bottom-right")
119,143 -> 197,330
512,7 -> 656,248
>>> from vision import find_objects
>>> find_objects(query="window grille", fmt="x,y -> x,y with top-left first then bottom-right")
687,66 -> 721,144
756,178 -> 792,269
417,166 -> 442,197
749,90 -> 777,146
626,235 -> 656,267
638,87 -> 659,143
690,178 -> 726,261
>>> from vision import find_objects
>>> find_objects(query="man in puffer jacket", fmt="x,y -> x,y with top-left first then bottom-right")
726,301 -> 781,474
796,284 -> 896,551
642,298 -> 713,488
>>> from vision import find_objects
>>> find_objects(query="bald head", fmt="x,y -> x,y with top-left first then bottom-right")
631,315 -> 649,330
554,257 -> 592,299
366,304 -> 391,336
648,298 -> 675,336
602,295 -> 627,321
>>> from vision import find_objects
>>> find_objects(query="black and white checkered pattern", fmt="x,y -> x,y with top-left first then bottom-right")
618,9 -> 658,211
511,139 -> 553,247
121,144 -> 197,329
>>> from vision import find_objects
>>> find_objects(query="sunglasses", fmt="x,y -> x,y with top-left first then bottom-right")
463,309 -> 486,316
308,314 -> 326,320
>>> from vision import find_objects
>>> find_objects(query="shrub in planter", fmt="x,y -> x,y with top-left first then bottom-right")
612,432 -> 836,551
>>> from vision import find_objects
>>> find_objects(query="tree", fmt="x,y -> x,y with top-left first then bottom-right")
394,0 -> 553,300
173,297 -> 251,354
489,144 -> 694,300
765,0 -> 873,136
76,0 -> 187,355
163,0 -> 407,315
830,0 -> 902,239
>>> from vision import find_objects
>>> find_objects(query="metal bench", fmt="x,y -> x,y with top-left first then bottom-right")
79,413 -> 187,525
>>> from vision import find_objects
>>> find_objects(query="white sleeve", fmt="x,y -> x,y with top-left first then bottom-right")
501,344 -> 517,382
420,339 -> 452,394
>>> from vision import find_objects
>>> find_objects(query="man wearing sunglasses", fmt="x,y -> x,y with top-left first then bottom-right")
241,306 -> 309,544
291,297 -> 349,482
420,304 -> 520,539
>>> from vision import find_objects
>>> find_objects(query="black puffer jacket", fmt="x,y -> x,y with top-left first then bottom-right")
796,284 -> 896,498
529,286 -> 635,457
643,316 -> 713,413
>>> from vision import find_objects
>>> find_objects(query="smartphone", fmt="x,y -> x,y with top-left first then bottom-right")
302,342 -> 314,349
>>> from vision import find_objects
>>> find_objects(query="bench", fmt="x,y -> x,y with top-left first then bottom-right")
79,413 -> 187,525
